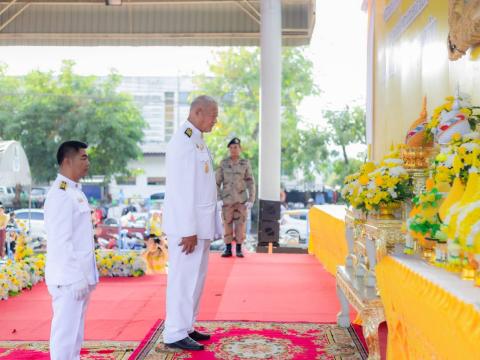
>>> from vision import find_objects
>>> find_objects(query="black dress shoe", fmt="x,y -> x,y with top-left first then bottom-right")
189,330 -> 211,341
165,337 -> 204,351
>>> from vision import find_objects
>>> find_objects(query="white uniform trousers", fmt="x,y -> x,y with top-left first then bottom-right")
48,284 -> 95,360
163,237 -> 210,344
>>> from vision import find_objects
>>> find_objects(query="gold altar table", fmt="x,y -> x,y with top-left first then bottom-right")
308,205 -> 347,275
376,255 -> 480,360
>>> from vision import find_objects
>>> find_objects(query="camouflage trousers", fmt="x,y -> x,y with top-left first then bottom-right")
222,203 -> 247,244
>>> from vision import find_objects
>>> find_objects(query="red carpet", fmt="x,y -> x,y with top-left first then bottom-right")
0,252 -> 387,358
0,274 -> 168,341
0,253 -> 342,342
131,320 -> 368,359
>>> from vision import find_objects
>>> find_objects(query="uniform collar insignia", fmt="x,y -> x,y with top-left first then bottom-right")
185,128 -> 193,138
59,181 -> 67,191
57,174 -> 81,190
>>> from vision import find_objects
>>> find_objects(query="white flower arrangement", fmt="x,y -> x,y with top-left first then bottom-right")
0,256 -> 45,301
96,250 -> 146,278
1,247 -> 147,301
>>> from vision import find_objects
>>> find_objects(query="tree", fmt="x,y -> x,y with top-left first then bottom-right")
325,158 -> 364,188
0,61 -> 146,183
324,106 -> 366,164
193,48 -> 329,182
323,106 -> 366,187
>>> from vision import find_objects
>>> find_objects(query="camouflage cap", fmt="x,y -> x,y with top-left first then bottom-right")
227,137 -> 241,147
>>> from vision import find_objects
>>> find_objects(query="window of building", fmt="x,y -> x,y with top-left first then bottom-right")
147,177 -> 166,186
116,176 -> 136,185
178,91 -> 190,105
164,92 -> 175,141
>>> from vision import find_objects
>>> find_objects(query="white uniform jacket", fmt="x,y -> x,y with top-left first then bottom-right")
44,174 -> 99,286
163,121 -> 222,240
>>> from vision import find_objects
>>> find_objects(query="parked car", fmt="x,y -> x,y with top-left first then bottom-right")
95,216 -> 146,246
210,239 -> 225,251
30,187 -> 48,208
279,209 -> 308,246
14,208 -> 46,240
0,186 -> 16,209
150,192 -> 165,201
149,192 -> 165,210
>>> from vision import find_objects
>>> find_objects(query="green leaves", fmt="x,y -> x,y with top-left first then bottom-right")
322,106 -> 366,187
409,213 -> 442,238
0,61 -> 146,183
194,47 -> 327,182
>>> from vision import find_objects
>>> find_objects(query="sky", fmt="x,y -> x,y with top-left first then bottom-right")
0,0 -> 367,127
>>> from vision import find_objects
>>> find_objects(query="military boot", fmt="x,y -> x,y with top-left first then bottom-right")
221,243 -> 232,257
236,243 -> 244,258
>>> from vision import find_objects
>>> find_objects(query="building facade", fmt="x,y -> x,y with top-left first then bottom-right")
109,76 -> 194,201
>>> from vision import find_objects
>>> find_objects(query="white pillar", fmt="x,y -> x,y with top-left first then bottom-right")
366,0 -> 375,160
259,0 -> 281,201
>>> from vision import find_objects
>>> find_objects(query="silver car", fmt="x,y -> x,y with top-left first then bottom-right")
14,209 -> 46,240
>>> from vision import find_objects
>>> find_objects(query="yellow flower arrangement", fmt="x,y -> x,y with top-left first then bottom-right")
0,243 -> 44,300
361,161 -> 412,212
432,133 -> 480,185
425,96 -> 454,135
341,161 -> 378,211
408,187 -> 444,243
425,95 -> 479,143
95,250 -> 146,277
342,148 -> 413,213
1,236 -> 147,301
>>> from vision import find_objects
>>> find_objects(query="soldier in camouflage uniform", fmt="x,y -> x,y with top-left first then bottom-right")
216,138 -> 255,258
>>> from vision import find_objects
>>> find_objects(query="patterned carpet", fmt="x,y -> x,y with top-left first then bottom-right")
132,320 -> 368,360
0,340 -> 137,359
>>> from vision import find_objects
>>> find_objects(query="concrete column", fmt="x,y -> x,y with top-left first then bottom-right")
259,0 -> 281,201
366,0 -> 375,160
257,0 -> 281,248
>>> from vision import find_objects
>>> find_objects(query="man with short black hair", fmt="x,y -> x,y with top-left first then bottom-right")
44,140 -> 99,360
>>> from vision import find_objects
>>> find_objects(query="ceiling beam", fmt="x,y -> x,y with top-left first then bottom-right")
0,0 -> 257,4
0,0 -> 19,17
0,2 -> 30,32
235,0 -> 260,25
0,31 -> 308,40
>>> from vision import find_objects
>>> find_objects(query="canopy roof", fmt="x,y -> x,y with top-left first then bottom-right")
0,0 -> 315,46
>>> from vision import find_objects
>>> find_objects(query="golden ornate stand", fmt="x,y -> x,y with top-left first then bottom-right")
336,266 -> 384,359
336,210 -> 404,359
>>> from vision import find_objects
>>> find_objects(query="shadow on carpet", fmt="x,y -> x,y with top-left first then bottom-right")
0,340 -> 137,359
131,320 -> 368,360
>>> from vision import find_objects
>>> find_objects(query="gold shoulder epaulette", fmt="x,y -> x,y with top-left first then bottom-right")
59,181 -> 67,191
184,128 -> 193,138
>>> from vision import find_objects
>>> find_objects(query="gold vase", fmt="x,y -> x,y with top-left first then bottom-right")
377,202 -> 402,220
401,146 -> 435,169
475,271 -> 480,287
475,255 -> 480,287
461,252 -> 477,281
435,242 -> 448,267
419,237 -> 436,263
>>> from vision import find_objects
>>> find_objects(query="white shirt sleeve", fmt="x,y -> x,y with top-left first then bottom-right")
45,191 -> 86,282
167,142 -> 197,237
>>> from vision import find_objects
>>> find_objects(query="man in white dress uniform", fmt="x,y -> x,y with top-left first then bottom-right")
44,140 -> 99,360
163,95 -> 222,351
